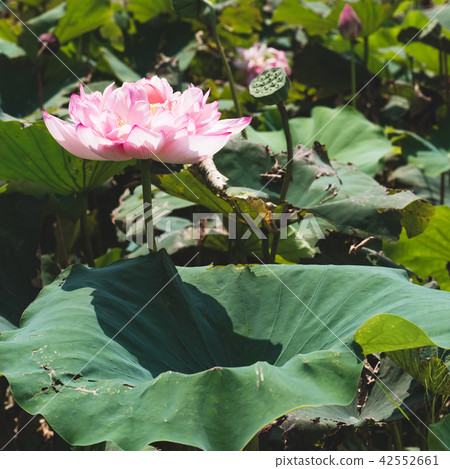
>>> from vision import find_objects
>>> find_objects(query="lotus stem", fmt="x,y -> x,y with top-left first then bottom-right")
277,102 -> 294,203
350,40 -> 356,108
363,36 -> 369,68
206,1 -> 247,139
269,101 -> 293,263
261,233 -> 270,263
431,394 -> 438,425
80,195 -> 95,267
392,421 -> 404,451
445,50 -> 450,113
36,56 -> 44,110
141,159 -> 157,252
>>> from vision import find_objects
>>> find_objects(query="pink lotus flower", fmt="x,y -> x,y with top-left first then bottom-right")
43,77 -> 251,164
338,4 -> 362,40
234,43 -> 291,85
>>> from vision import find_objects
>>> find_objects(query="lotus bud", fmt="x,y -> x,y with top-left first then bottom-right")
338,4 -> 362,40
38,33 -> 60,54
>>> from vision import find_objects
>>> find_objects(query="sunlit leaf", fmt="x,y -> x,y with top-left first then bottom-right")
384,206 -> 450,291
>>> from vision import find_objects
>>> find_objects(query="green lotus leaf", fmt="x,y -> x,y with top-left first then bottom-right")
0,120 -> 130,195
54,0 -> 112,44
1,252 -> 450,449
383,206 -> 450,291
215,140 -> 432,242
246,106 -> 393,175
428,414 -> 450,451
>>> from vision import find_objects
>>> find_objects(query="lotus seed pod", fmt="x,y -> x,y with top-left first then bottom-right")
38,33 -> 60,54
249,67 -> 291,105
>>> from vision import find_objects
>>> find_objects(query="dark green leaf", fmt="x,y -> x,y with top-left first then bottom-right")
0,120 -> 130,195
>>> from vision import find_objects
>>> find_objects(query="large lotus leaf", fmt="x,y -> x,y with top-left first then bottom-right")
216,140 -> 432,242
383,206 -> 450,291
246,106 -> 393,175
302,161 -> 434,241
2,252 -> 450,449
0,120 -> 130,195
0,193 -> 45,332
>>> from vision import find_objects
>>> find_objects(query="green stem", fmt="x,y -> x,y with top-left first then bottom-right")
207,1 -> 247,138
269,102 -> 293,263
363,35 -> 369,68
141,159 -> 157,252
261,232 -> 270,263
55,215 -> 69,268
440,172 -> 445,205
350,40 -> 356,108
392,421 -> 404,451
277,102 -> 294,203
409,55 -> 414,84
431,394 -> 438,425
80,195 -> 95,267
444,50 -> 450,114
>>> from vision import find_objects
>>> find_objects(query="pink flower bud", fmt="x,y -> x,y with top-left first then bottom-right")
338,4 -> 362,40
38,33 -> 60,54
